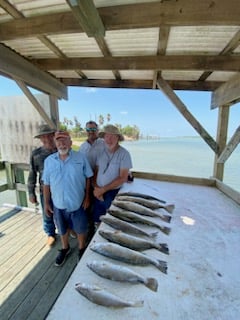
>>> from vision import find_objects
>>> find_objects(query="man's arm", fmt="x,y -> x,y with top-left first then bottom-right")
93,168 -> 129,199
82,177 -> 91,210
43,185 -> 53,216
27,153 -> 38,203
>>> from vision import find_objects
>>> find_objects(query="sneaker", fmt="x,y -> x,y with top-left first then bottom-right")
55,246 -> 71,266
47,236 -> 56,247
78,247 -> 86,261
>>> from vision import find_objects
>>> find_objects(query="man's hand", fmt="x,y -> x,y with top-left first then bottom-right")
45,203 -> 53,217
82,196 -> 90,210
29,195 -> 38,204
93,186 -> 104,201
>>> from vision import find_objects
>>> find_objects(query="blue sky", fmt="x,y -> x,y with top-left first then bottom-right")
0,76 -> 239,137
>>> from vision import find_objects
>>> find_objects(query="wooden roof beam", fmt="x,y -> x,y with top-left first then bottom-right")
66,0 -> 105,37
61,78 -> 223,91
153,26 -> 170,88
0,0 -> 240,41
211,73 -> 240,109
66,1 -> 120,80
34,55 -> 240,72
0,44 -> 67,100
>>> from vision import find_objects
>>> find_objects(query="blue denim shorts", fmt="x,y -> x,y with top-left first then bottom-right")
93,188 -> 120,223
53,206 -> 88,235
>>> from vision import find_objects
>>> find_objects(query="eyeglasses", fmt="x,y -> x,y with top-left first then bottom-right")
86,127 -> 97,132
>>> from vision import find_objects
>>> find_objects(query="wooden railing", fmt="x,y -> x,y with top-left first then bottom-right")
1,162 -> 239,206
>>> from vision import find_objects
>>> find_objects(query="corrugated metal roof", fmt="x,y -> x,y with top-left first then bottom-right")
106,28 -> 159,56
48,33 -> 103,58
10,0 -> 69,17
167,26 -> 240,55
4,37 -> 57,58
0,0 -> 239,92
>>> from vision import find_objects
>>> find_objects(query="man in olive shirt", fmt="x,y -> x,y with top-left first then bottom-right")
27,124 -> 57,246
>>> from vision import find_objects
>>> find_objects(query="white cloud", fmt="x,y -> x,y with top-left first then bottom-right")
120,111 -> 128,115
85,88 -> 97,93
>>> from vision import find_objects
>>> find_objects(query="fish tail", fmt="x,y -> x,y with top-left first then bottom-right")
132,300 -> 144,307
155,242 -> 169,255
149,231 -> 159,239
159,225 -> 171,235
156,259 -> 168,274
162,214 -> 172,223
144,277 -> 158,292
165,204 -> 175,213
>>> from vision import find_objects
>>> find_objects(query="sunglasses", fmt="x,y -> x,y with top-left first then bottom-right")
86,128 -> 97,132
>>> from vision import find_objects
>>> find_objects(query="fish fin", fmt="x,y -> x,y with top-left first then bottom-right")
132,300 -> 144,307
144,277 -> 158,292
165,204 -> 175,213
156,260 -> 168,274
157,243 -> 169,255
162,215 -> 172,223
159,226 -> 171,235
149,231 -> 159,239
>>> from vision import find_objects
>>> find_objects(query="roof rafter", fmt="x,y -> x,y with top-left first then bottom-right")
0,0 -> 239,41
66,0 -> 120,80
61,78 -> 223,91
34,55 -> 240,72
0,43 -> 67,99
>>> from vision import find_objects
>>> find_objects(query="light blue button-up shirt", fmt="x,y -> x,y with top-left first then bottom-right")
42,150 -> 93,211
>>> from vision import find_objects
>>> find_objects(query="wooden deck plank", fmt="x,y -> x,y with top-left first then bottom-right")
12,252 -> 78,320
0,231 -> 45,289
0,209 -> 78,320
0,217 -> 43,263
0,210 -> 37,232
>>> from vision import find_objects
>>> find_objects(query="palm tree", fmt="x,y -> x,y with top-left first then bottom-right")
106,113 -> 111,122
98,114 -> 104,127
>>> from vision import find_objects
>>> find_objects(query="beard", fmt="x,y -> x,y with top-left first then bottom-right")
58,148 -> 69,155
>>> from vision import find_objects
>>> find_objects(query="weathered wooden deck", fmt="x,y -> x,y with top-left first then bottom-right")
0,206 -> 78,320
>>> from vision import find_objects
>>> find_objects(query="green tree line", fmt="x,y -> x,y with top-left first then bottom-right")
59,114 -> 140,140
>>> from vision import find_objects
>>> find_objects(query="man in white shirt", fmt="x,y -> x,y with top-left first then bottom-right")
79,121 -> 105,170
93,125 -> 132,228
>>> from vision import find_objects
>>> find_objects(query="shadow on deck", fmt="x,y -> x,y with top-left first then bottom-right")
0,206 -> 79,320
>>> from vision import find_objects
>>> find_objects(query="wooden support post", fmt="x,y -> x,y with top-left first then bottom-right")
5,162 -> 15,190
14,166 -> 28,207
213,106 -> 229,181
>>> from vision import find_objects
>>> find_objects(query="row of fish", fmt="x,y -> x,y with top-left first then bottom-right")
75,191 -> 175,308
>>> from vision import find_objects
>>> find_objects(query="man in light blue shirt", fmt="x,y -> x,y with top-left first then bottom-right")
43,131 -> 93,266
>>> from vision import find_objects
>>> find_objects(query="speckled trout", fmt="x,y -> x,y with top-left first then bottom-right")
99,229 -> 169,255
90,242 -> 168,274
108,209 -> 171,235
87,260 -> 158,292
100,215 -> 159,239
117,192 -> 166,203
113,200 -> 171,223
116,195 -> 175,213
75,282 -> 144,308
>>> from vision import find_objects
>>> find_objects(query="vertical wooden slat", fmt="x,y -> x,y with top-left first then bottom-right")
15,167 -> 28,206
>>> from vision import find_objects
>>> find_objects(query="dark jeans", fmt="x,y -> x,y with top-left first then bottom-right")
93,188 -> 120,223
40,194 -> 56,236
